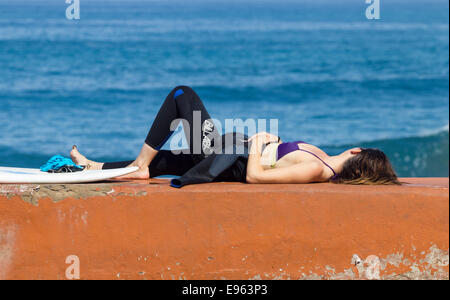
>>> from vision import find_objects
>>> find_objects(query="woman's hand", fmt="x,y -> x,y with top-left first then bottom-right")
248,132 -> 279,145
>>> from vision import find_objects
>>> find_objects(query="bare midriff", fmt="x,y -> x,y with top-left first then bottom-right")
260,142 -> 331,170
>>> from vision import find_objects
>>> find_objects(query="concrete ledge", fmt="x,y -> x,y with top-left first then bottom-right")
0,178 -> 448,280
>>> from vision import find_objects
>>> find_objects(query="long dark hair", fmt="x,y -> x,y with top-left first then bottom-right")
331,148 -> 401,185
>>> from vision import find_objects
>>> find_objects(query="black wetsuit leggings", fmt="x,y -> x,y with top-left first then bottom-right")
102,86 -> 220,177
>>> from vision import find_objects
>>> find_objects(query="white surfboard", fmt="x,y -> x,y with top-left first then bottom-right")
0,166 -> 139,184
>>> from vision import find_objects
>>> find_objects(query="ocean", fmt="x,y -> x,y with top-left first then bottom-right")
0,0 -> 448,177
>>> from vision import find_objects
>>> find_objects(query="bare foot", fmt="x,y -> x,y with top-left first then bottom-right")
70,146 -> 103,170
70,145 -> 151,179
118,163 -> 150,180
117,143 -> 157,180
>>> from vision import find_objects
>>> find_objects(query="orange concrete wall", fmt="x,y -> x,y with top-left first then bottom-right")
0,178 -> 448,280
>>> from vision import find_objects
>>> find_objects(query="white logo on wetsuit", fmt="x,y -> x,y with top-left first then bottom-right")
202,120 -> 214,155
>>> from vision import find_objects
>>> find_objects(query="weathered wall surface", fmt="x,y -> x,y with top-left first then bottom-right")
0,178 -> 448,280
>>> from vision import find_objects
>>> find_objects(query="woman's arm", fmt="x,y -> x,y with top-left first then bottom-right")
246,134 -> 323,184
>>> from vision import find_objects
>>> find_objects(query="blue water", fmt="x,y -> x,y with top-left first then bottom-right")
0,0 -> 448,177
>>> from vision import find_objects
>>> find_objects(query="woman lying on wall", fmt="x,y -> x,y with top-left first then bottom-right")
70,86 -> 400,188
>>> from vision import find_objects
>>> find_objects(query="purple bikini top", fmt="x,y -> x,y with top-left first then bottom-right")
277,141 -> 338,179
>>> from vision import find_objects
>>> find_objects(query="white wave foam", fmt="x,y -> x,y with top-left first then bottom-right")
418,123 -> 449,136
0,21 -> 448,41
0,72 -> 448,93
